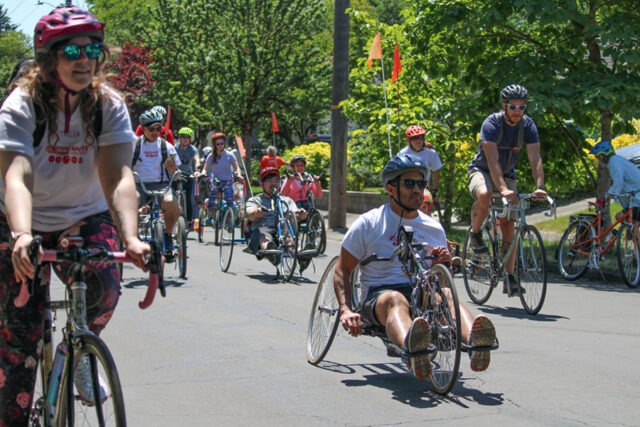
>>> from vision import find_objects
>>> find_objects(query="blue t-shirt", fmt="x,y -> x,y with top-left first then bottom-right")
175,144 -> 198,173
468,112 -> 539,179
205,150 -> 237,181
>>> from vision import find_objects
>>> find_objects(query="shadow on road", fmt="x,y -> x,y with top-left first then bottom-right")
475,305 -> 569,322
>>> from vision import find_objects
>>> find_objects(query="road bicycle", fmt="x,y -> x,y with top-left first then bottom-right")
197,177 -> 241,246
558,193 -> 640,287
19,235 -> 164,426
306,226 -> 496,395
461,193 -> 556,315
135,171 -> 187,278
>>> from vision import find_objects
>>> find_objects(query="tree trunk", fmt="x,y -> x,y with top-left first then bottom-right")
329,0 -> 350,229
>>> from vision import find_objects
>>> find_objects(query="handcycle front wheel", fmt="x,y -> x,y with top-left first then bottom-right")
617,222 -> 640,288
517,225 -> 547,315
421,263 -> 461,395
462,226 -> 496,305
55,334 -> 126,426
306,256 -> 341,365
219,207 -> 235,272
278,212 -> 298,282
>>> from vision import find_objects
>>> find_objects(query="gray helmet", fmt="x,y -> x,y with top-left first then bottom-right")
381,153 -> 428,186
202,146 -> 213,157
151,105 -> 167,119
500,84 -> 529,102
139,108 -> 164,126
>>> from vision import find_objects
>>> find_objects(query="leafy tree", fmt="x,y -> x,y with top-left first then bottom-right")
88,0 -> 157,45
0,5 -> 17,34
0,6 -> 30,99
105,41 -> 155,98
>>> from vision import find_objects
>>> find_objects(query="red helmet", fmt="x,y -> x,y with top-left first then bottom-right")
211,132 -> 226,142
260,167 -> 280,182
34,7 -> 105,56
405,125 -> 426,139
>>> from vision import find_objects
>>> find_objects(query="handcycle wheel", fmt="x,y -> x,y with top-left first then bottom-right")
558,219 -> 593,280
55,334 -> 126,426
517,225 -> 547,315
198,208 -> 206,243
617,222 -> 640,288
279,212 -> 298,282
176,216 -> 188,278
305,209 -> 324,255
461,226 -> 496,305
421,263 -> 461,395
219,208 -> 235,273
306,256 -> 341,364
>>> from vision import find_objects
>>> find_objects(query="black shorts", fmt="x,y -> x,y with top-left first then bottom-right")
361,284 -> 413,327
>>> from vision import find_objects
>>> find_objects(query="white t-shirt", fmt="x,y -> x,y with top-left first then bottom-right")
0,86 -> 136,231
341,204 -> 447,300
398,145 -> 443,184
132,137 -> 181,183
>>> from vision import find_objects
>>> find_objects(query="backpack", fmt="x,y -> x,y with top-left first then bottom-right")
494,111 -> 528,173
132,137 -> 169,181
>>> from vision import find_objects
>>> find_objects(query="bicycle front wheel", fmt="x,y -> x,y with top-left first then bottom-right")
306,256 -> 340,365
197,209 -> 206,243
306,209 -> 325,255
424,264 -> 461,395
462,227 -> 496,305
219,208 -> 235,272
176,216 -> 188,278
617,222 -> 640,288
55,334 -> 126,426
517,225 -> 547,315
279,213 -> 298,282
558,219 -> 593,280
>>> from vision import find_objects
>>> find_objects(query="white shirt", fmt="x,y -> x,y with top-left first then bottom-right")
608,154 -> 640,208
132,137 -> 181,183
398,145 -> 443,184
0,86 -> 136,231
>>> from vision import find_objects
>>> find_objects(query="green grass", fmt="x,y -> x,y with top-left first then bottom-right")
535,202 -> 622,234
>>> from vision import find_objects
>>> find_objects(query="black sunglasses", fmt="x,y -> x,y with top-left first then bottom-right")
146,125 -> 162,132
507,103 -> 526,111
400,178 -> 427,190
60,43 -> 103,61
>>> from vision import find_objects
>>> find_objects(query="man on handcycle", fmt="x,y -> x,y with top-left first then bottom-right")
246,167 -> 307,266
333,154 -> 498,380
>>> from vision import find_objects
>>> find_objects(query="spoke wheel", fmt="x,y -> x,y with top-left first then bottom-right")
558,219 -> 593,280
197,209 -> 206,243
517,225 -> 547,315
176,217 -> 188,278
462,226 -> 496,305
219,208 -> 235,272
55,334 -> 126,426
617,223 -> 640,288
213,209 -> 221,246
305,209 -> 324,256
306,256 -> 340,365
279,213 -> 298,282
422,264 -> 461,395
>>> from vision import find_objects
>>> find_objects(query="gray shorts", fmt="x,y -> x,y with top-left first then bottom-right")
468,168 -> 517,199
361,284 -> 413,327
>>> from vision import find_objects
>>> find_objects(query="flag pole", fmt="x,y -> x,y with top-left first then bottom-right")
380,59 -> 392,159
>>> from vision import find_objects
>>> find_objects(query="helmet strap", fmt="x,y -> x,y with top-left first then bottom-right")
53,74 -> 80,134
389,181 -> 418,213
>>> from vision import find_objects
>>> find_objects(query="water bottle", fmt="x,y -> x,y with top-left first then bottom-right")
46,342 -> 68,415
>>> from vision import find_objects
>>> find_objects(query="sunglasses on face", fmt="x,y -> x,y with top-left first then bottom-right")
400,179 -> 428,190
507,103 -> 527,111
60,43 -> 103,61
179,135 -> 190,139
146,125 -> 162,132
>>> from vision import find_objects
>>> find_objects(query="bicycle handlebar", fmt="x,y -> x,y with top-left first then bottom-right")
14,236 -> 164,310
134,170 -> 181,196
495,193 -> 556,219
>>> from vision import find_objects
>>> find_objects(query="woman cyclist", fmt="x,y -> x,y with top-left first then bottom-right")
0,7 -> 148,424
201,132 -> 243,220
280,155 -> 323,211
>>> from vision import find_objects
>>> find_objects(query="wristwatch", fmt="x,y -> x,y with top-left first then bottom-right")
10,230 -> 32,246
536,184 -> 547,191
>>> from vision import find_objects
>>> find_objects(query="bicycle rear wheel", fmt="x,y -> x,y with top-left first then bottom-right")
306,256 -> 340,365
517,225 -> 547,315
423,264 -> 461,395
306,209 -> 325,255
558,219 -> 593,280
462,226 -> 496,305
219,208 -> 235,272
617,222 -> 640,288
176,216 -> 188,278
55,334 -> 126,426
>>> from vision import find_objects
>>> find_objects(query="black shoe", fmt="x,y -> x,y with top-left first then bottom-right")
503,274 -> 524,295
469,231 -> 488,254
164,251 -> 176,264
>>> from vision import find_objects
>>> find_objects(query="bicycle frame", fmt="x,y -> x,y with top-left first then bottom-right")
135,171 -> 179,249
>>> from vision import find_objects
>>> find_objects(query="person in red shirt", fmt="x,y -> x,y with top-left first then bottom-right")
134,105 -> 175,145
259,145 -> 290,171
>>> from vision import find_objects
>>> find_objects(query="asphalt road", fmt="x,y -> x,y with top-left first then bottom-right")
77,216 -> 640,427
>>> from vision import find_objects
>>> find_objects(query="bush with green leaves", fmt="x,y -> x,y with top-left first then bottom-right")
281,142 -> 331,187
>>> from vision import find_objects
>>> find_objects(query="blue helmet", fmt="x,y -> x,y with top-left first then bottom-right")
382,153 -> 428,185
590,140 -> 614,156
139,108 -> 164,126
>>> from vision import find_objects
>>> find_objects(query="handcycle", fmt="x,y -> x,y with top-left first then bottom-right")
558,192 -> 640,287
196,176 -> 241,246
135,171 -> 187,278
461,193 -> 556,315
17,234 -> 164,426
306,226 -> 496,395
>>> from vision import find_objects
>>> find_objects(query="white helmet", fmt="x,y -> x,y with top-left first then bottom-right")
202,146 -> 212,157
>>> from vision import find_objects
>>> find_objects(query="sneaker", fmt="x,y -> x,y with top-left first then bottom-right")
503,273 -> 524,295
265,241 -> 278,266
403,317 -> 432,380
468,315 -> 496,372
469,231 -> 488,254
74,355 -> 108,404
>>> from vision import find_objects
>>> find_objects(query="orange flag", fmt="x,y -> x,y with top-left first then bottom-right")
271,112 -> 279,133
391,42 -> 402,83
235,134 -> 246,158
367,32 -> 383,69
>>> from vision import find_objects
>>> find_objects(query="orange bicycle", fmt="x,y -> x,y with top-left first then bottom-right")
558,192 -> 640,287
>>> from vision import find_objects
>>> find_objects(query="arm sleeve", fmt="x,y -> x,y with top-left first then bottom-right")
311,180 -> 323,199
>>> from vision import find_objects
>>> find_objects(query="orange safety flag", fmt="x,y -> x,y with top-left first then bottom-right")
391,42 -> 402,83
367,32 -> 383,69
271,112 -> 279,133
165,106 -> 172,129
235,134 -> 246,158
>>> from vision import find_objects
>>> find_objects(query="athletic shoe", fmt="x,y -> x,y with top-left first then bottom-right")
503,273 -> 524,295
468,315 -> 496,372
403,317 -> 432,380
74,355 -> 108,404
469,231 -> 488,254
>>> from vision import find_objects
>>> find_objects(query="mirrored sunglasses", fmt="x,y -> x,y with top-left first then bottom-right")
507,103 -> 526,111
146,125 -> 163,132
61,43 -> 103,61
400,179 -> 427,190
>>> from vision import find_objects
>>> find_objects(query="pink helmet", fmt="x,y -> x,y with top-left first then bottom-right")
34,7 -> 105,56
405,125 -> 426,139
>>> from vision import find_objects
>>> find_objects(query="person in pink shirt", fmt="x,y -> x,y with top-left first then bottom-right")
280,155 -> 323,211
